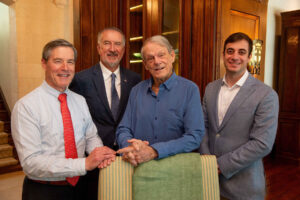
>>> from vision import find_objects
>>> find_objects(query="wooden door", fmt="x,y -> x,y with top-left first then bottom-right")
276,10 -> 300,163
217,0 -> 268,81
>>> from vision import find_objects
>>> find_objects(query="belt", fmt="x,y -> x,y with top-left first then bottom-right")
30,178 -> 69,186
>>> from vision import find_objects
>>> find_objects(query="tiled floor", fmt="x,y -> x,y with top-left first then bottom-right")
0,171 -> 24,200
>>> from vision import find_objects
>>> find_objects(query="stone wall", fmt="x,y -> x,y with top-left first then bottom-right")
0,0 -> 73,110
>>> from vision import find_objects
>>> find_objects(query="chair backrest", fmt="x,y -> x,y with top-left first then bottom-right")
133,153 -> 220,200
98,156 -> 134,200
98,154 -> 219,200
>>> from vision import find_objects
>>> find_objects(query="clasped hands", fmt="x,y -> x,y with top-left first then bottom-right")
117,139 -> 158,166
85,146 -> 116,171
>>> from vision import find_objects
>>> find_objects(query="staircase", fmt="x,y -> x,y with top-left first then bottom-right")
0,89 -> 21,174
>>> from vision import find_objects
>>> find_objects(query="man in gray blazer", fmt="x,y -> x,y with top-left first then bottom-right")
199,32 -> 279,200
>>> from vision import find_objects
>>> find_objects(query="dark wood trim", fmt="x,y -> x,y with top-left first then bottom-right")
180,0 -> 192,80
73,0 -> 82,72
189,0 -> 218,96
214,0 -> 222,80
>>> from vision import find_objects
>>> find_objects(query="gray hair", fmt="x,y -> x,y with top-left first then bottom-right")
97,27 -> 126,46
141,35 -> 173,60
42,39 -> 77,61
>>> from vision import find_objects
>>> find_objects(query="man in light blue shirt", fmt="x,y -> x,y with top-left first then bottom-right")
11,39 -> 116,200
117,35 -> 205,166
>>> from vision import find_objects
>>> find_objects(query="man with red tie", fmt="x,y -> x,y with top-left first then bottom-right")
11,39 -> 116,200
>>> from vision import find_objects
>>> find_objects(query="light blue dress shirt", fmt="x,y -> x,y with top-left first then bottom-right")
116,73 -> 205,159
11,81 -> 103,181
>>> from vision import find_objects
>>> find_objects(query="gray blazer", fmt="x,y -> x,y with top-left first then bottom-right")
199,75 -> 279,200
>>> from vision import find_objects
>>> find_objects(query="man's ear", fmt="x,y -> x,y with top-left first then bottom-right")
143,60 -> 149,71
41,59 -> 47,70
170,50 -> 175,63
97,44 -> 101,54
248,53 -> 252,60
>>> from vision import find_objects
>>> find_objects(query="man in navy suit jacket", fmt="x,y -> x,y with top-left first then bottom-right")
70,27 -> 140,200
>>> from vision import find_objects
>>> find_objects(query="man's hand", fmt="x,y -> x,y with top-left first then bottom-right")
117,139 -> 147,166
134,144 -> 158,164
117,139 -> 157,166
85,146 -> 116,171
98,156 -> 116,169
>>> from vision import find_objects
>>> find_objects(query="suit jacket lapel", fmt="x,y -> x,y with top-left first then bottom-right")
212,79 -> 222,129
92,64 -> 114,119
118,67 -> 130,121
218,75 -> 256,131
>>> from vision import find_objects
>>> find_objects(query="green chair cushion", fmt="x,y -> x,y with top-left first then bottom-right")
133,153 -> 219,200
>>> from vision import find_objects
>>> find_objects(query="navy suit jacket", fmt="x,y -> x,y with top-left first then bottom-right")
69,63 -> 141,148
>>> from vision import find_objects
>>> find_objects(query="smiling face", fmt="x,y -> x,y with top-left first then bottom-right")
97,30 -> 125,72
143,42 -> 175,85
223,39 -> 251,77
42,46 -> 75,92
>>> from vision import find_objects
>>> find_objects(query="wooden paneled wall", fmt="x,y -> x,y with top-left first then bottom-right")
187,0 -> 218,95
73,0 -> 268,95
73,0 -> 120,72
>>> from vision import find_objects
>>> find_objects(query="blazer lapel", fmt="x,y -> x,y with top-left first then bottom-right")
211,79 -> 222,129
118,67 -> 130,121
218,75 -> 256,131
92,64 -> 114,120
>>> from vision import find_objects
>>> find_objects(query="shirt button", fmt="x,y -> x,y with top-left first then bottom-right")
155,117 -> 157,120
216,133 -> 220,138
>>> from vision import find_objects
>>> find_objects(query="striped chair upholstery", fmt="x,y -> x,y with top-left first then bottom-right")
98,156 -> 134,200
98,154 -> 219,200
200,155 -> 220,200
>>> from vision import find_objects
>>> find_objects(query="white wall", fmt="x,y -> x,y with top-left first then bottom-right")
264,0 -> 300,87
0,2 -> 18,110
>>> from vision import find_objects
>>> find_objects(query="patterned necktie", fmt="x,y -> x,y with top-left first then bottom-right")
111,73 -> 120,121
58,93 -> 79,186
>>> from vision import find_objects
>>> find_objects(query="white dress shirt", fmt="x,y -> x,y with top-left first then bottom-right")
100,62 -> 121,109
11,81 -> 103,181
218,71 -> 249,125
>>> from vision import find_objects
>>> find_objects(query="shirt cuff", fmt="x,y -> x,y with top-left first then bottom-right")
151,144 -> 164,159
77,158 -> 87,176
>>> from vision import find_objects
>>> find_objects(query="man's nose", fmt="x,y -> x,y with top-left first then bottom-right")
109,44 -> 116,51
153,56 -> 160,64
231,52 -> 239,60
61,61 -> 69,70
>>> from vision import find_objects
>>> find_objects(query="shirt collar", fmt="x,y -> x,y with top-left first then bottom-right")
100,61 -> 120,80
147,72 -> 177,92
222,70 -> 249,87
41,81 -> 71,98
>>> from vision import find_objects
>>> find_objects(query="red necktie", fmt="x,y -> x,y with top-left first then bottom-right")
58,93 -> 79,186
